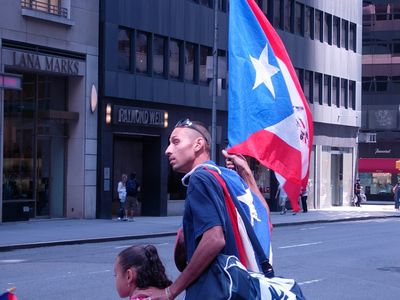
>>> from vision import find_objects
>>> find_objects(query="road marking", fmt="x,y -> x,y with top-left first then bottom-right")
0,259 -> 26,264
300,226 -> 324,231
278,241 -> 322,249
298,278 -> 324,285
115,242 -> 169,249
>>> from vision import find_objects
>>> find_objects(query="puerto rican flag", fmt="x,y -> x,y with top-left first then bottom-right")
227,0 -> 313,211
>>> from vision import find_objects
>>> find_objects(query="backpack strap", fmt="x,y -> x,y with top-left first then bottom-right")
207,168 -> 275,278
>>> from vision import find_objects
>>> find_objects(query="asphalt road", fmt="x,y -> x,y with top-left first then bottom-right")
1,218 -> 399,299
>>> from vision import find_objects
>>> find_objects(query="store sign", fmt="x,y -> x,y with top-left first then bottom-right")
114,105 -> 166,128
375,148 -> 391,154
2,49 -> 84,76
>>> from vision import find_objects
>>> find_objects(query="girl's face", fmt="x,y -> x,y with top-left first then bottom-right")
114,257 -> 136,298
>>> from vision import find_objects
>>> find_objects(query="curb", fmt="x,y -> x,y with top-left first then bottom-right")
1,214 -> 399,252
0,232 -> 177,252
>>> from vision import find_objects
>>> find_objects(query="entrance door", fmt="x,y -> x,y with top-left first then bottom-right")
331,153 -> 343,206
113,137 -> 143,216
36,136 -> 65,217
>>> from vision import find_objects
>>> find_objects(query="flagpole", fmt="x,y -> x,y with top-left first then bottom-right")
211,0 -> 219,161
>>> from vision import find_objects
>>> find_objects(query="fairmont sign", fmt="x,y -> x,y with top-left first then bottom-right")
114,105 -> 166,128
2,49 -> 84,76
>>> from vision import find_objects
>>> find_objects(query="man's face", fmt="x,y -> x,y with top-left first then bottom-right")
165,127 -> 199,173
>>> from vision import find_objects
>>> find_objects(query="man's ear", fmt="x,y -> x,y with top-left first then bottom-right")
193,137 -> 205,152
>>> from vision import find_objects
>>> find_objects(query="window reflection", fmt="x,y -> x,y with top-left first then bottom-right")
136,31 -> 148,74
153,35 -> 165,76
169,39 -> 181,79
118,28 -> 130,71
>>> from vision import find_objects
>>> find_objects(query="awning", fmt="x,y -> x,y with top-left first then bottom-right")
358,158 -> 400,173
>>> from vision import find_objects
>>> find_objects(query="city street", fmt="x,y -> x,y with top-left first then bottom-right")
1,218 -> 400,299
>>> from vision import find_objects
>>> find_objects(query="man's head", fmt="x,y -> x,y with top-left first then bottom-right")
165,119 -> 211,173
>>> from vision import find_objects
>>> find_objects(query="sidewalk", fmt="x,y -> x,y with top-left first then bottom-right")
0,204 -> 399,251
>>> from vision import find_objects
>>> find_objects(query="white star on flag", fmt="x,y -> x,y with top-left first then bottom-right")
250,44 -> 280,98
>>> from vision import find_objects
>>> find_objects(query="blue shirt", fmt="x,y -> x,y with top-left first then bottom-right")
182,161 -> 271,263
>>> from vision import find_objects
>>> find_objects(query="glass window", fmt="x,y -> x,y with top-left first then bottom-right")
341,20 -> 348,49
394,4 -> 400,19
284,0 -> 293,32
313,72 -> 322,104
375,4 -> 390,21
349,23 -> 356,51
333,17 -> 339,46
218,49 -> 227,89
340,78 -> 348,108
323,75 -> 331,105
375,76 -> 388,92
295,2 -> 304,35
393,43 -> 400,55
304,6 -> 312,39
199,45 -> 212,83
169,39 -> 181,79
332,76 -> 340,107
200,0 -> 212,8
304,70 -> 312,103
273,0 -> 282,29
374,40 -> 390,54
136,31 -> 148,74
118,28 -> 131,71
3,73 -> 67,218
260,0 -> 269,17
153,35 -> 165,76
218,0 -> 227,12
315,10 -> 323,42
184,42 -> 196,82
349,80 -> 355,110
362,76 -> 373,92
324,13 -> 331,44
295,68 -> 304,89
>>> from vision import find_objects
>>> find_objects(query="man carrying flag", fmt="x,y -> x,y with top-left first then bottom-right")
132,120 -> 273,299
227,0 -> 313,212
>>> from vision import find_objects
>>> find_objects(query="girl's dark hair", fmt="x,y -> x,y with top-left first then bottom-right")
118,245 -> 172,289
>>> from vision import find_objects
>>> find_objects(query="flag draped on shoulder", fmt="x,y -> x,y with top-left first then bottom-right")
227,0 -> 313,211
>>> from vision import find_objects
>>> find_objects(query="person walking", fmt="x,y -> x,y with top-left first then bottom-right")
276,185 -> 288,214
125,172 -> 140,221
300,185 -> 309,213
117,174 -> 128,221
354,178 -> 362,207
131,119 -> 271,300
392,180 -> 400,211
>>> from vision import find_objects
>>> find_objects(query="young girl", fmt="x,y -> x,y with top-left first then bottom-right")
114,245 -> 172,300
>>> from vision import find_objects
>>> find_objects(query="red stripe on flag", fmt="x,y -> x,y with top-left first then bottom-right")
207,169 -> 248,267
229,129 -> 302,211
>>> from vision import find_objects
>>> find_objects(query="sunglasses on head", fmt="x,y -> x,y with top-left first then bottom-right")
175,118 -> 209,144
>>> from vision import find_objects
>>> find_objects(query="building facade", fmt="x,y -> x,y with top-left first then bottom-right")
97,0 -> 362,219
0,0 -> 99,222
360,0 -> 400,201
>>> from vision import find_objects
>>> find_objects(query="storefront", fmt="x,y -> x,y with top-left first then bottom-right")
358,142 -> 400,201
0,43 -> 96,222
97,100 -> 231,218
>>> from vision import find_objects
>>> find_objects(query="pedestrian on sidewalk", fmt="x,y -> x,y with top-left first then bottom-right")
392,180 -> 400,211
276,185 -> 288,214
114,244 -> 172,300
354,178 -> 362,207
117,174 -> 128,221
125,172 -> 140,221
131,119 -> 271,300
300,184 -> 309,213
